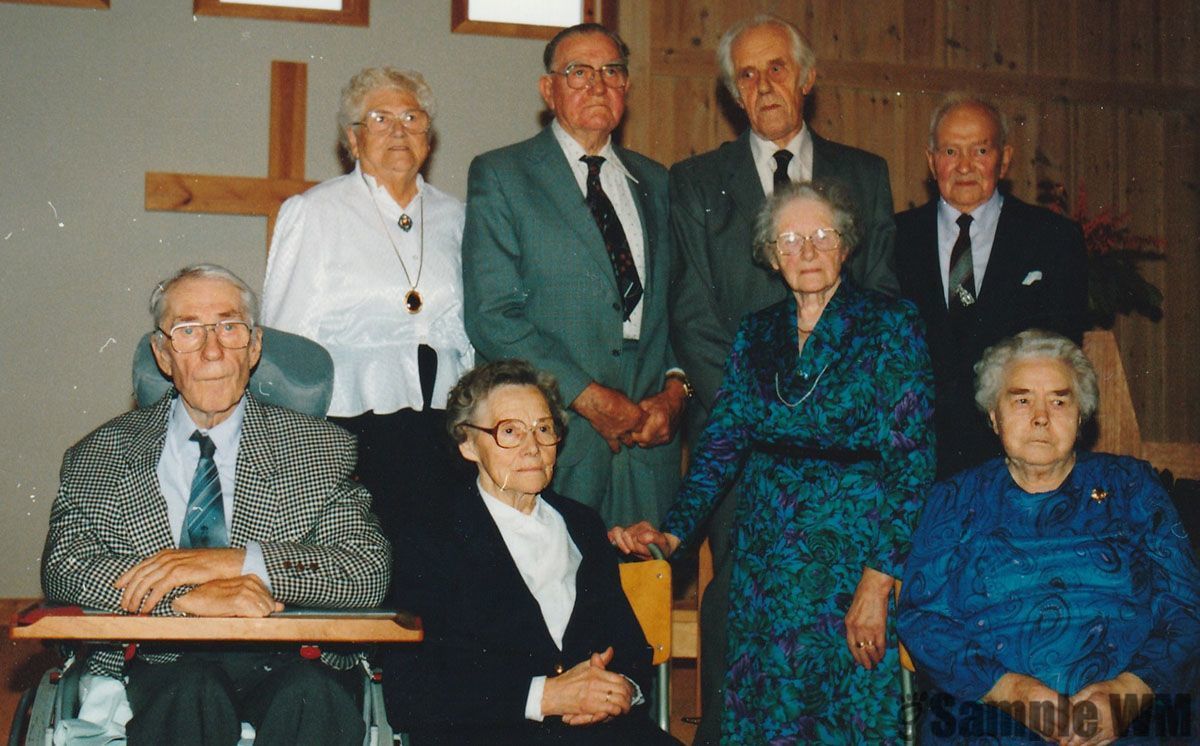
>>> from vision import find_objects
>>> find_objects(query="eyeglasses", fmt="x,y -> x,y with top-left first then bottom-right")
769,228 -> 842,255
462,418 -> 561,448
354,109 -> 431,135
550,62 -> 629,90
159,321 -> 253,354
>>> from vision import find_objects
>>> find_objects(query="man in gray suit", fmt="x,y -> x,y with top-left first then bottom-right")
463,23 -> 686,528
667,14 -> 899,743
42,264 -> 390,745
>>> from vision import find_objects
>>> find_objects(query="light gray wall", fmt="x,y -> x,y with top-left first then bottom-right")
0,0 -> 546,596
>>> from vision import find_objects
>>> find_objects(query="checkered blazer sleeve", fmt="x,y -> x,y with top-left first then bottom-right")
41,405 -> 189,616
250,406 -> 391,608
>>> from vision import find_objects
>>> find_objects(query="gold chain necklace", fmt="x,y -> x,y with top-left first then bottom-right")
362,172 -> 424,313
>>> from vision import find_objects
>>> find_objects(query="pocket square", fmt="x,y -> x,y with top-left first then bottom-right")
1022,271 -> 1043,286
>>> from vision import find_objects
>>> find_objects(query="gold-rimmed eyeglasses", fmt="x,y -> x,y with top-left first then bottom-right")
769,228 -> 842,255
462,418 -> 562,449
354,109 -> 431,135
158,321 -> 253,354
550,62 -> 629,90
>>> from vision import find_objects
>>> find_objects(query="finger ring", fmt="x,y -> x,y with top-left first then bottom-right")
865,641 -> 875,648
854,641 -> 865,648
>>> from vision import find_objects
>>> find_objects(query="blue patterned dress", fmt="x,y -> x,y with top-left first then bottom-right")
662,281 -> 936,744
897,453 -> 1200,744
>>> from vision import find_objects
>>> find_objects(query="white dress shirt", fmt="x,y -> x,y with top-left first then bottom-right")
262,164 -> 473,417
936,190 -> 1004,306
749,124 -> 814,196
156,396 -> 268,584
551,120 -> 646,341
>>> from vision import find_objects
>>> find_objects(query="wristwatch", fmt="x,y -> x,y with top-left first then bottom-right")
665,371 -> 695,400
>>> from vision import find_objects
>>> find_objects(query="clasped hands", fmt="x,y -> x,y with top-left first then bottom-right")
113,547 -> 282,617
572,380 -> 687,453
983,671 -> 1153,745
541,647 -> 633,726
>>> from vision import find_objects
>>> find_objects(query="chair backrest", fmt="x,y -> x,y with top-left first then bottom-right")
618,557 -> 672,666
132,326 -> 335,418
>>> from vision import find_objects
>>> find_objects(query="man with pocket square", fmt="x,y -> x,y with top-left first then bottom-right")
896,94 -> 1088,478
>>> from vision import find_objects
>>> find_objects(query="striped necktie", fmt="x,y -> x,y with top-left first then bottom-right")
772,149 -> 793,193
581,155 -> 643,320
180,431 -> 228,548
948,212 -> 976,312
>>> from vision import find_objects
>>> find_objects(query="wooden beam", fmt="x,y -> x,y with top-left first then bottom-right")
269,61 -> 308,182
648,48 -> 1200,113
145,173 -> 315,217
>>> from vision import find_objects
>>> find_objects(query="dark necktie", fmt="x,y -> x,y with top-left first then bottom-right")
581,155 -> 643,320
772,149 -> 793,193
180,431 -> 228,548
948,213 -> 976,312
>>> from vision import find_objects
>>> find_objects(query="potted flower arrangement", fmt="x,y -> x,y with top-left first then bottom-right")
1038,180 -> 1165,329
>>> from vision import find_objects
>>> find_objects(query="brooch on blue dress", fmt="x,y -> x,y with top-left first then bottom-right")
1090,487 -> 1109,503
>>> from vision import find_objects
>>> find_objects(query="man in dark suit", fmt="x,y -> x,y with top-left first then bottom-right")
383,359 -> 677,745
41,264 -> 391,745
463,23 -> 686,528
896,95 -> 1088,478
666,14 -> 899,742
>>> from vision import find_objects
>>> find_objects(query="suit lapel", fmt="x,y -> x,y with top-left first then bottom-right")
528,128 -> 619,294
455,483 -> 561,652
975,196 -> 1024,310
229,394 -> 280,545
118,394 -> 175,555
915,202 -> 947,316
726,132 -> 766,235
617,146 -> 657,298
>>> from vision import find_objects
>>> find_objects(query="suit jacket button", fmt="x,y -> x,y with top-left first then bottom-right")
611,349 -> 620,357
554,663 -> 564,674
612,302 -> 621,312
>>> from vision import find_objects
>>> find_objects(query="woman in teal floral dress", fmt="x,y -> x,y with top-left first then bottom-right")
613,182 -> 935,743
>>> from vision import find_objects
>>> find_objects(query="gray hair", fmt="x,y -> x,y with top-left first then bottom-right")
337,66 -> 436,149
446,359 -> 569,445
149,263 -> 259,330
752,180 -> 860,268
717,14 -> 816,104
973,329 -> 1098,422
543,23 -> 630,72
928,93 -> 1009,152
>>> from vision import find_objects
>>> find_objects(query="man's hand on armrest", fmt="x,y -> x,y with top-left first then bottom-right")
172,575 -> 283,617
114,547 -> 246,614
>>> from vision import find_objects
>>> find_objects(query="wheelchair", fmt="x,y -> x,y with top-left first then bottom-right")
8,327 -> 419,745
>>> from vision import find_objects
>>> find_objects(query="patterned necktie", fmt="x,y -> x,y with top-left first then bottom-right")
948,213 -> 976,312
180,431 -> 228,548
772,149 -> 794,193
580,155 -> 643,321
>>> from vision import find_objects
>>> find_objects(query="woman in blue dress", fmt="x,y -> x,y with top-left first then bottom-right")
898,330 -> 1200,744
613,181 -> 936,743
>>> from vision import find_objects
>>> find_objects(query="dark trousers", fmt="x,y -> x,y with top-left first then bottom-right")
125,652 -> 362,746
330,345 -> 468,601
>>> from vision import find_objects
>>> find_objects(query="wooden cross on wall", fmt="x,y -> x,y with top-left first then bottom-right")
145,60 -> 317,253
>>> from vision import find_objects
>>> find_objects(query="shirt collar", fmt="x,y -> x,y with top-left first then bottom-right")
167,393 -> 247,453
748,123 -> 809,172
551,119 -> 638,184
356,161 -> 425,211
937,188 -> 1004,230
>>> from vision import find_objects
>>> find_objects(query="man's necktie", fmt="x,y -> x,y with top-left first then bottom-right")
581,155 -> 643,320
180,431 -> 228,548
772,149 -> 794,193
948,213 -> 976,312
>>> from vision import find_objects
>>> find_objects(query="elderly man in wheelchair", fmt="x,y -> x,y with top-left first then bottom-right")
37,263 -> 392,745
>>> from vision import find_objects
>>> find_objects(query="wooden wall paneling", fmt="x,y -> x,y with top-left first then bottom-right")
1028,98 -> 1073,205
901,0 -> 944,68
1160,110 -> 1200,441
655,76 -> 722,164
895,91 -> 938,210
1032,0 -> 1074,76
1117,108 -> 1169,439
1072,0 -> 1119,80
836,0 -> 904,65
993,0 -> 1034,75
618,0 -> 652,155
996,95 -> 1037,200
1159,0 -> 1199,86
1117,0 -> 1160,83
943,0 -> 997,72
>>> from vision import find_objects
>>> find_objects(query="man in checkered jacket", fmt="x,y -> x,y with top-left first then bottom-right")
41,264 -> 391,745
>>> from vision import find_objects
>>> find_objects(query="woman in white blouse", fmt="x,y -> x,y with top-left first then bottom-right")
262,67 -> 471,583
